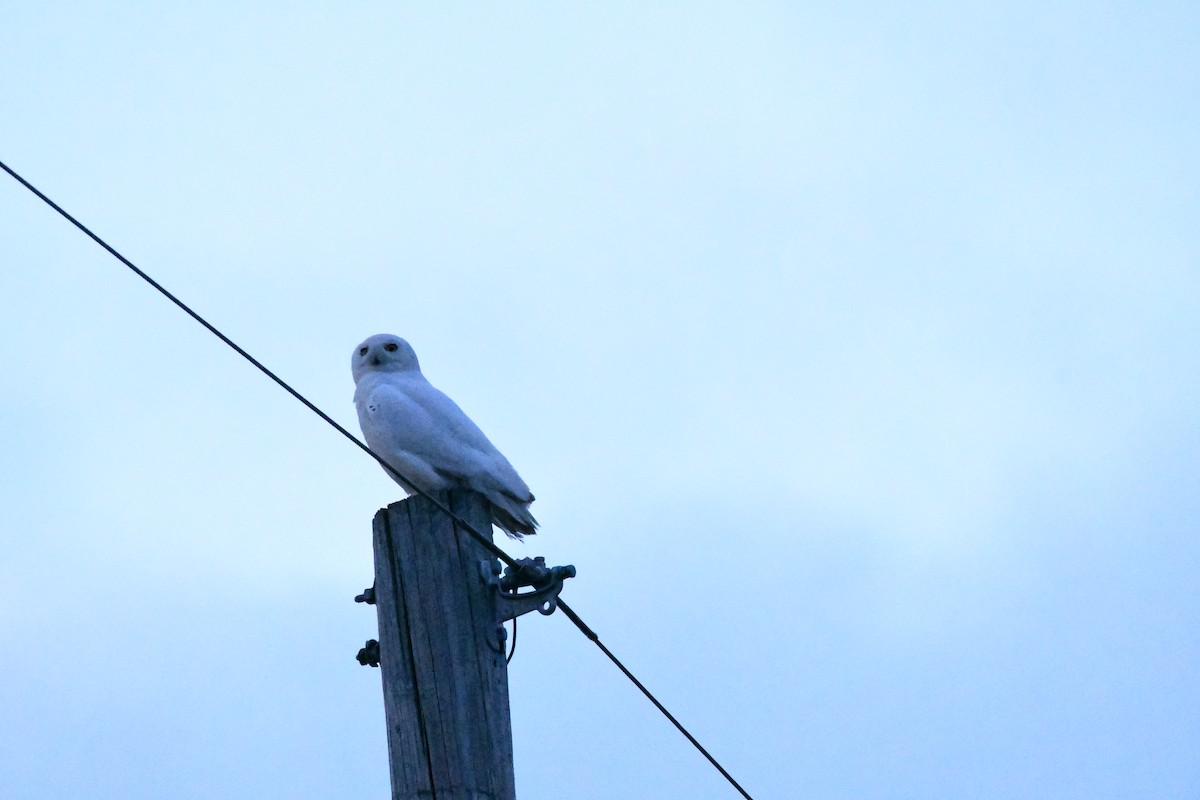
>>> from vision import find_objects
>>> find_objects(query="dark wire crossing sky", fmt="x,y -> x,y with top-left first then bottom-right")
2,3 -> 1198,799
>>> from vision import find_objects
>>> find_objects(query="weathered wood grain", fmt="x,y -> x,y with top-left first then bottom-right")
373,490 -> 516,800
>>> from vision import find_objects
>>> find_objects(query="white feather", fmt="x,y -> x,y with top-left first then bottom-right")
351,334 -> 537,538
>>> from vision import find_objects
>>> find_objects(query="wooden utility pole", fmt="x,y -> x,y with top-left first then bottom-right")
368,490 -> 516,800
359,489 -> 574,799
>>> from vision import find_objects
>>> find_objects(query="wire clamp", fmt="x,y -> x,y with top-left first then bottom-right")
482,556 -> 576,623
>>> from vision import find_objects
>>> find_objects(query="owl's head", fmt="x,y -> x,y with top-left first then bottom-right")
352,334 -> 421,383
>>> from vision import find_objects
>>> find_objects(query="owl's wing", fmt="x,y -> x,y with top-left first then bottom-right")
357,375 -> 537,537
358,378 -> 502,480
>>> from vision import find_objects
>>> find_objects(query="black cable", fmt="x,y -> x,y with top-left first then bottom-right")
505,592 -> 518,665
2,158 -> 756,800
556,599 -> 755,800
0,158 -> 518,572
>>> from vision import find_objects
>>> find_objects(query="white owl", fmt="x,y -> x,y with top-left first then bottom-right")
352,334 -> 537,539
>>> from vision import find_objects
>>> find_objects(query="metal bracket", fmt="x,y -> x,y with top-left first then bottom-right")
355,586 -> 378,665
357,639 -> 380,667
482,556 -> 576,623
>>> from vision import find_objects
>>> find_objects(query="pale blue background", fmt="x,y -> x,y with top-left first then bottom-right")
2,3 -> 1198,798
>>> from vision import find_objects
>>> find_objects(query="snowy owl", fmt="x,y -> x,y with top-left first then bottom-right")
351,333 -> 537,539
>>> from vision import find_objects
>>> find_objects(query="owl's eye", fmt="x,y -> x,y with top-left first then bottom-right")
359,346 -> 369,356
384,342 -> 399,352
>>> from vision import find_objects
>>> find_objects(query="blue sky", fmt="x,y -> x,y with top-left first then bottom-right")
2,3 -> 1198,798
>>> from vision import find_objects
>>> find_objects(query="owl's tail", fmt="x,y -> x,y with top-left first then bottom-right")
488,491 -> 538,540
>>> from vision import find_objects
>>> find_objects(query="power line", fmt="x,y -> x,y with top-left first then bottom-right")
556,601 -> 756,800
1,157 -> 756,800
0,158 -> 516,570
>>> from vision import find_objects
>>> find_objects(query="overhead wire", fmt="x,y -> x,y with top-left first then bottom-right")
1,157 -> 755,800
0,160 -> 516,570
